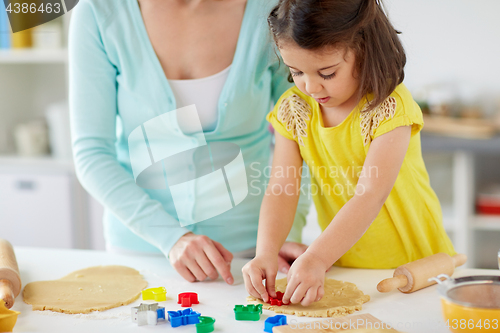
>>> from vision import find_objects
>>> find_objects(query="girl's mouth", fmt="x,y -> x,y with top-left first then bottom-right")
315,97 -> 330,104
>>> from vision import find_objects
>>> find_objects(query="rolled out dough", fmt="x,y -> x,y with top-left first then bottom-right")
247,278 -> 370,317
23,265 -> 148,314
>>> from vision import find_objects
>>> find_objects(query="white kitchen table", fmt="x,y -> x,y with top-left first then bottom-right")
9,247 -> 500,333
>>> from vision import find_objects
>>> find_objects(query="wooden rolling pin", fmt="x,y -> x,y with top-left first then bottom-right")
377,253 -> 467,293
0,239 -> 21,309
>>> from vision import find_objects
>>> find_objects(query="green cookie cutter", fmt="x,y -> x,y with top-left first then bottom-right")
196,316 -> 216,333
233,304 -> 263,321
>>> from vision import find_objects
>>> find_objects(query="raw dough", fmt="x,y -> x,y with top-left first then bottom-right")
247,278 -> 370,317
23,265 -> 148,314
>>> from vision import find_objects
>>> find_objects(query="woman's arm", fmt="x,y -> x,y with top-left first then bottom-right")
69,1 -> 190,258
283,125 -> 412,306
70,1 -> 235,285
242,131 -> 303,301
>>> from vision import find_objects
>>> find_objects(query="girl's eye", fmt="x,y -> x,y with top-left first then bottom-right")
290,70 -> 303,77
320,72 -> 336,80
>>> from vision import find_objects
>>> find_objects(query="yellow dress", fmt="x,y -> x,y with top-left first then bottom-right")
267,83 -> 455,268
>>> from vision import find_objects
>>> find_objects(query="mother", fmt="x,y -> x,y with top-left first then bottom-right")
69,0 -> 309,283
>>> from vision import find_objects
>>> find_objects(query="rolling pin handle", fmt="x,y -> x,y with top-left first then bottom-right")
451,254 -> 467,268
377,274 -> 408,293
0,279 -> 15,309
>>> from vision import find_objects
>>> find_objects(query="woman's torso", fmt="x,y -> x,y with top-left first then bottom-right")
138,0 -> 246,80
80,0 -> 292,253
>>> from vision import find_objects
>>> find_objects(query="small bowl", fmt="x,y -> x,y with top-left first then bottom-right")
0,301 -> 20,333
430,274 -> 500,332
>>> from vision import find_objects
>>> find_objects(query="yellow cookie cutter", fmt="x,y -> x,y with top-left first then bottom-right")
141,287 -> 167,302
0,300 -> 20,332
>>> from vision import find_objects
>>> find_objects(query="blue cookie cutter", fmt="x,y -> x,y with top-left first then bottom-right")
264,315 -> 287,332
168,308 -> 201,327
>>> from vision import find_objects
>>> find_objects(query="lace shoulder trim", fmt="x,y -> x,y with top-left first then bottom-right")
277,94 -> 312,146
360,96 -> 397,146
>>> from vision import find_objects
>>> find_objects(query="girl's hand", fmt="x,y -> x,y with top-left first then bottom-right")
242,255 -> 278,303
283,251 -> 327,306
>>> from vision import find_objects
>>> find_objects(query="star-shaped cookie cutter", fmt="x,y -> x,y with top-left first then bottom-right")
131,303 -> 165,326
267,291 -> 289,306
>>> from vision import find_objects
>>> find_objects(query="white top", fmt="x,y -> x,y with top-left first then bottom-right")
168,65 -> 231,134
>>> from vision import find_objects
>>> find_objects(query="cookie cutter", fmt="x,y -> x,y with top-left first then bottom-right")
264,315 -> 287,332
196,316 -> 216,333
168,308 -> 201,327
142,287 -> 167,302
268,291 -> 289,306
233,304 -> 262,321
131,303 -> 165,326
178,292 -> 199,307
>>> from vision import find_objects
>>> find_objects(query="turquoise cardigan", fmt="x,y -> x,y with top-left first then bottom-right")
69,0 -> 309,255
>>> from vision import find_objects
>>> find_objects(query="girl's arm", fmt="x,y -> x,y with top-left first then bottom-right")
283,125 -> 412,306
270,60 -> 311,273
242,131 -> 303,302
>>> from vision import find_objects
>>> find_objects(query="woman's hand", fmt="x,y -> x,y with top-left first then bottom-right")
278,242 -> 308,274
242,254 -> 278,303
169,232 -> 234,284
282,251 -> 327,306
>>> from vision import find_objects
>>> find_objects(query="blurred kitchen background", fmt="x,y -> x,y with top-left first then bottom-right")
1,0 -> 499,268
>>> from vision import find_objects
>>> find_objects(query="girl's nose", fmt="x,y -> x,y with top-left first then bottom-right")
305,79 -> 322,96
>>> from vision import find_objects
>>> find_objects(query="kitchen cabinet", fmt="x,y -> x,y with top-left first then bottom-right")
0,172 -> 73,247
0,157 -> 89,249
421,133 -> 500,269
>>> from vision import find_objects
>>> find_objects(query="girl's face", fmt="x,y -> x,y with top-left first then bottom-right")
279,42 -> 360,112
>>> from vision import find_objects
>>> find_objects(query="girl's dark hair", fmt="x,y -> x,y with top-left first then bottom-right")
268,0 -> 406,111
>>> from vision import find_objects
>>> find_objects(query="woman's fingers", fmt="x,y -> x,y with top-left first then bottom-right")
213,240 -> 234,264
169,233 -> 235,284
195,251 -> 219,281
186,259 -> 208,282
205,240 -> 233,284
172,260 -> 197,282
210,240 -> 234,284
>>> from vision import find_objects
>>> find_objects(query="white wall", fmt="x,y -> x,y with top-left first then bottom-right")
385,0 -> 500,113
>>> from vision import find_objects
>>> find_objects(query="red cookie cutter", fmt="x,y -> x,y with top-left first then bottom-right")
178,292 -> 199,307
268,291 -> 289,306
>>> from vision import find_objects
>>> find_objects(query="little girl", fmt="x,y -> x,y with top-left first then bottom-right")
242,0 -> 455,307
